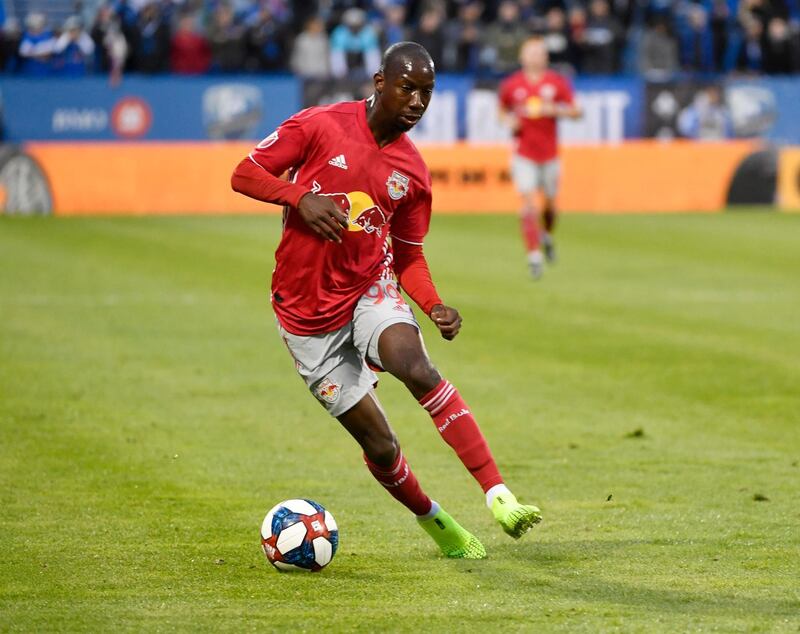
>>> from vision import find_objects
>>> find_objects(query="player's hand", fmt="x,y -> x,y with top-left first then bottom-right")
430,304 -> 462,341
539,101 -> 557,117
297,192 -> 349,243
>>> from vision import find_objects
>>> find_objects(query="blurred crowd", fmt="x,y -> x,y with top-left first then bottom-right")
1,0 -> 799,79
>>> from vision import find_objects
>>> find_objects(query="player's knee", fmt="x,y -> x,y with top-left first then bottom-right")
365,432 -> 398,467
404,358 -> 441,396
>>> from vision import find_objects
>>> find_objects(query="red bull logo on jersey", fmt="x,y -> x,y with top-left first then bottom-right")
320,190 -> 388,238
314,377 -> 341,404
351,205 -> 387,236
386,171 -> 410,200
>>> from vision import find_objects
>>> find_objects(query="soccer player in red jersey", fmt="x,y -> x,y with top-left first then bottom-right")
499,37 -> 582,279
231,42 -> 542,559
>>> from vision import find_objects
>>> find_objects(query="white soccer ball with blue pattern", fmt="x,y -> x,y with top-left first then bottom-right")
260,499 -> 339,572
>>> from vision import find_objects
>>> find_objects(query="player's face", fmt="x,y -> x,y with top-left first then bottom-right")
377,60 -> 435,132
520,41 -> 548,72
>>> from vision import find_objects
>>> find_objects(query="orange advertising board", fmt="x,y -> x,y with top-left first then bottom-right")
420,141 -> 757,213
778,148 -> 800,211
25,140 -> 757,215
26,142 -> 269,215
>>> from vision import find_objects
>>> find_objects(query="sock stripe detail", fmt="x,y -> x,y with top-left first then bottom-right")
364,451 -> 404,477
422,381 -> 454,413
420,380 -> 451,409
429,386 -> 457,416
379,463 -> 409,489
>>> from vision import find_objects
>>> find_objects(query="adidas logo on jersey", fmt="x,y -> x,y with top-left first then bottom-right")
328,154 -> 348,169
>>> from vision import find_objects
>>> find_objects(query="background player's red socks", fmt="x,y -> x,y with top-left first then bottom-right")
363,450 -> 433,516
520,209 -> 540,252
420,380 -> 504,492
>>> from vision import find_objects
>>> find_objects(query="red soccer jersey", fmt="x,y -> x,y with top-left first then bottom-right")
248,100 -> 433,336
498,70 -> 575,163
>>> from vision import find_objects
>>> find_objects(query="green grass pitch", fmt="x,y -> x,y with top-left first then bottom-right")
1,211 -> 799,632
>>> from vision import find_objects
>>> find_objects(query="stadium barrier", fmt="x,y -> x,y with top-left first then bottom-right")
21,140 -> 759,215
778,148 -> 800,210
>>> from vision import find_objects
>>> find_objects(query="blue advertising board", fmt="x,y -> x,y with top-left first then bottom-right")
724,78 -> 800,145
2,74 -> 798,143
0,75 -> 300,141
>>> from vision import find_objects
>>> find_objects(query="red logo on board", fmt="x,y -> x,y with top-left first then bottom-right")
111,97 -> 152,139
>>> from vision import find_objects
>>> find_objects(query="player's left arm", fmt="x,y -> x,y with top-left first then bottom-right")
391,186 -> 462,341
554,76 -> 583,119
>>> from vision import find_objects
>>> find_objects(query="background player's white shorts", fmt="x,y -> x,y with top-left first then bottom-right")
278,279 -> 418,417
511,154 -> 560,198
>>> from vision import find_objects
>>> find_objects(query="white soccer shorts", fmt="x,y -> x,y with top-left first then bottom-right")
511,154 -> 560,199
278,279 -> 419,417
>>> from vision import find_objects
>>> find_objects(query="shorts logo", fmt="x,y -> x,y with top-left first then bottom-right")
386,171 -> 410,200
314,378 -> 341,404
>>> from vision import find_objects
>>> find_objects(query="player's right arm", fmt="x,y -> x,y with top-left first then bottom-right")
497,77 -> 521,134
231,114 -> 348,242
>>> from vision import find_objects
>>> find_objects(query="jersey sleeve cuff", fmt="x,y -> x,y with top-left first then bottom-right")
285,183 -> 311,208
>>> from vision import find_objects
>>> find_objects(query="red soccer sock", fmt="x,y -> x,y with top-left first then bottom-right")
363,449 -> 433,516
520,209 -> 540,252
419,380 -> 504,493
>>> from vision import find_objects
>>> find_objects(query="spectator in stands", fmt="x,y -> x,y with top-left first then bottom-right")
52,16 -> 95,76
639,16 -> 679,78
170,12 -> 211,74
610,0 -> 635,31
482,0 -> 528,74
1,18 -> 22,73
131,2 -> 170,73
540,7 -> 577,74
568,4 -> 587,69
763,16 -> 800,73
738,0 -> 774,29
112,0 -> 139,62
208,2 -> 246,72
329,8 -> 380,79
580,0 -> 622,74
380,3 -> 407,48
411,6 -> 446,69
91,4 -> 128,84
290,15 -> 330,78
679,3 -> 714,72
240,0 -> 291,27
18,12 -> 56,76
677,85 -> 733,139
442,1 -> 482,72
243,5 -> 288,71
728,17 -> 764,73
710,0 -> 733,72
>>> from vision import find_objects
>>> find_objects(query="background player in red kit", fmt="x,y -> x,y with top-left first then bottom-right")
499,37 -> 582,279
231,42 -> 542,559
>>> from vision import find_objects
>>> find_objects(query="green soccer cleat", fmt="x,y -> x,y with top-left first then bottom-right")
417,508 -> 487,559
492,492 -> 543,539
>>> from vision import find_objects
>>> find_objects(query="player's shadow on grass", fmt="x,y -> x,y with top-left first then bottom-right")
480,539 -> 798,618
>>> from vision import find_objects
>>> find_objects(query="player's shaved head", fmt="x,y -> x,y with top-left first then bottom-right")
379,41 -> 435,79
368,42 -> 435,142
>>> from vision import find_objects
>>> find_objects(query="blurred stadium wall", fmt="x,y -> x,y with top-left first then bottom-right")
1,74 -> 799,214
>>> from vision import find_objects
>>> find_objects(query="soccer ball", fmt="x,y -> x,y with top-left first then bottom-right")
260,499 -> 339,572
